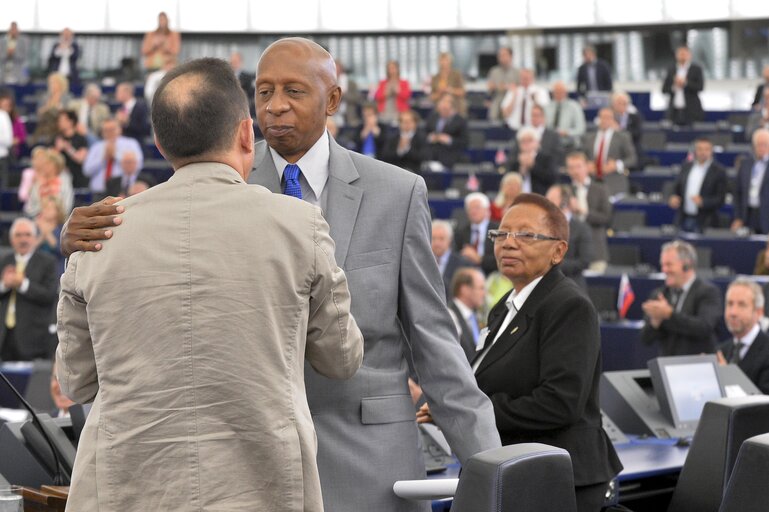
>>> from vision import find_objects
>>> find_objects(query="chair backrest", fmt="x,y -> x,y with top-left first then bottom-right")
451,443 -> 577,512
610,210 -> 646,233
695,246 -> 712,269
587,285 -> 618,322
608,244 -> 642,267
668,396 -> 769,512
603,172 -> 630,196
719,432 -> 769,512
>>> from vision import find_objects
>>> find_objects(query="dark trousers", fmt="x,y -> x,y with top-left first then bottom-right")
747,207 -> 765,234
0,328 -> 20,361
575,481 -> 610,512
680,214 -> 701,233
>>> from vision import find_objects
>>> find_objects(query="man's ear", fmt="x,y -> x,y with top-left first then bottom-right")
239,118 -> 255,152
154,135 -> 169,162
326,86 -> 342,116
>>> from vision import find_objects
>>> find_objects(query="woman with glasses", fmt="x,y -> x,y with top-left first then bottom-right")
420,193 -> 621,512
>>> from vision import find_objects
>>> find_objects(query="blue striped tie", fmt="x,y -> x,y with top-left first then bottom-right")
283,164 -> 303,199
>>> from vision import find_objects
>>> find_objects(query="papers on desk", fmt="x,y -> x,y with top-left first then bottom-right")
724,385 -> 748,398
393,478 -> 458,500
0,408 -> 29,423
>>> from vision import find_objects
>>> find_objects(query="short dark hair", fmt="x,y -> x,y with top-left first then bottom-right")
58,109 -> 78,125
151,58 -> 249,162
451,267 -> 477,298
693,136 -> 712,146
511,193 -> 569,241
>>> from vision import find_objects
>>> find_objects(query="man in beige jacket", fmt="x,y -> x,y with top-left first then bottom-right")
56,57 -> 363,512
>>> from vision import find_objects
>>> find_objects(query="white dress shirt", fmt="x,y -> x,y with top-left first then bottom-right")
674,64 -> 689,109
270,130 -> 330,208
683,159 -> 710,215
472,275 -> 543,372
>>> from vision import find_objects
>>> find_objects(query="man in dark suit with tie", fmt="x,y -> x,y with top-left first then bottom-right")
425,93 -> 468,168
731,128 -> 769,234
576,45 -> 613,99
0,218 -> 59,361
432,219 -> 474,300
453,192 -> 499,275
546,184 -> 593,290
448,267 -> 486,362
662,46 -> 705,126
717,278 -> 769,394
641,240 -> 722,356
115,82 -> 150,143
668,137 -> 727,232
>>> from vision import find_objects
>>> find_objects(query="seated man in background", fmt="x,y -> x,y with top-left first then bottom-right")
611,92 -> 643,167
640,240 -> 721,356
68,83 -> 111,144
668,137 -> 727,233
425,93 -> 468,169
546,184 -> 593,290
545,80 -> 586,151
566,151 -> 612,272
718,278 -> 769,394
732,128 -> 769,234
0,218 -> 59,362
447,267 -> 487,362
582,107 -> 637,177
432,219 -> 474,299
454,192 -> 498,275
381,109 -> 426,173
507,126 -> 556,196
83,118 -> 144,195
105,150 -> 147,197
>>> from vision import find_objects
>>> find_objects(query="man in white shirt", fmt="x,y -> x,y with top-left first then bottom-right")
662,46 -> 705,126
500,68 -> 549,130
717,278 -> 769,394
448,267 -> 486,362
668,137 -> 727,232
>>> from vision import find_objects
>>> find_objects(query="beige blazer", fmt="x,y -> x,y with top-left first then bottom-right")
57,162 -> 363,512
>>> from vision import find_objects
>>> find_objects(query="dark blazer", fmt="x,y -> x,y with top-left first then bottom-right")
673,159 -> 728,229
380,128 -> 427,173
733,155 -> 769,234
424,112 -> 468,168
718,331 -> 769,394
576,60 -> 613,96
617,111 -> 644,166
561,217 -> 593,290
123,99 -> 151,142
441,250 -> 475,300
448,299 -> 477,363
640,277 -> 722,356
507,152 -> 556,196
584,181 -> 612,262
354,123 -> 389,159
47,41 -> 80,85
453,221 -> 499,276
0,251 -> 59,360
510,128 -> 563,166
662,63 -> 705,124
752,83 -> 766,109
474,267 -> 622,486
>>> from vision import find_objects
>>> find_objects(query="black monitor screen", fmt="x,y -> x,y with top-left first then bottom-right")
664,362 -> 722,424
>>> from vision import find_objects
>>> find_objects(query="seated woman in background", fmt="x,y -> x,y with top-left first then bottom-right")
490,172 -> 523,222
20,146 -> 73,217
36,196 -> 67,276
419,194 -> 622,512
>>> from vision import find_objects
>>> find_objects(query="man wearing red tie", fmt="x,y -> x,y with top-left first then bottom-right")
582,107 -> 637,178
453,192 -> 498,275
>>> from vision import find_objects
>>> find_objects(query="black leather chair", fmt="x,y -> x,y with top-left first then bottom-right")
719,432 -> 769,512
451,443 -> 577,512
668,396 -> 769,512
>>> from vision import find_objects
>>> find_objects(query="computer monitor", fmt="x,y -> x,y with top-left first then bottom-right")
648,355 -> 723,432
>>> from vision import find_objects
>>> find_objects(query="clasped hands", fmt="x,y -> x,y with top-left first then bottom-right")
641,293 -> 674,329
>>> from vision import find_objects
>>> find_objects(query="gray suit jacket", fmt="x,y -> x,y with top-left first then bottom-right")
248,138 -> 500,512
57,163 -> 363,512
582,129 -> 638,171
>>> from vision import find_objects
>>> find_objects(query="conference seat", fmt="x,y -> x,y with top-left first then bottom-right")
718,432 -> 769,512
451,443 -> 577,512
667,396 -> 769,512
607,244 -> 642,267
610,210 -> 646,233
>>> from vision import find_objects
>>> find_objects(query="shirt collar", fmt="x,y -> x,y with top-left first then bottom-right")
453,298 -> 474,320
124,97 -> 136,111
15,251 -> 34,265
738,323 -> 761,349
505,275 -> 544,313
270,130 -> 330,200
680,274 -> 696,294
472,218 -> 490,233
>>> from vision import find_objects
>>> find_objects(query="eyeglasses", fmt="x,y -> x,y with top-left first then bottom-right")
487,230 -> 563,244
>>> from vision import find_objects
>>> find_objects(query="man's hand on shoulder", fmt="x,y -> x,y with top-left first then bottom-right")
61,197 -> 125,257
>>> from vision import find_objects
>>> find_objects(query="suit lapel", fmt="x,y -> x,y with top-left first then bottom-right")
323,139 -> 362,267
249,143 -> 281,193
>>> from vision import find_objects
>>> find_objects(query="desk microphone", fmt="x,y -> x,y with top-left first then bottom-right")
0,368 -> 67,485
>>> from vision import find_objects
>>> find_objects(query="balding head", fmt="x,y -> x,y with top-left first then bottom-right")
255,37 -> 342,163
152,58 -> 251,167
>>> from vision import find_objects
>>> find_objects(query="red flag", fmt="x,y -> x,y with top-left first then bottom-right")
617,273 -> 635,319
